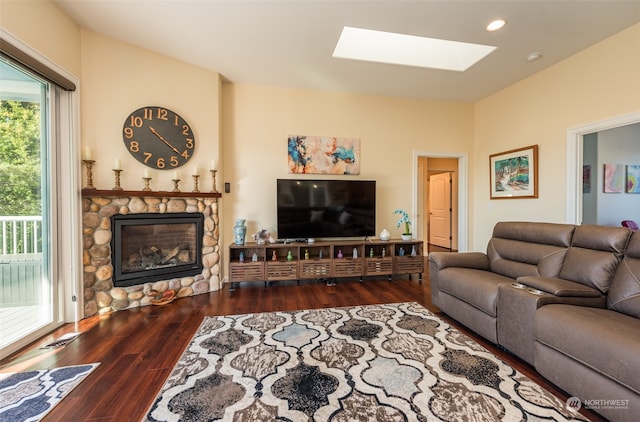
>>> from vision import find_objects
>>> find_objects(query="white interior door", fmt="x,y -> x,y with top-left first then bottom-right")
429,172 -> 452,248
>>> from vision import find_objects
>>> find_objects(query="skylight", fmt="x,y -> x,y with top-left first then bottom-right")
333,27 -> 497,72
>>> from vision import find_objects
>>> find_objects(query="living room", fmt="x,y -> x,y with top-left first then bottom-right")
1,1 -> 639,420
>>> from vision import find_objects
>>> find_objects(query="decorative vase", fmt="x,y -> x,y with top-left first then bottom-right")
401,234 -> 412,241
234,219 -> 247,245
379,229 -> 391,241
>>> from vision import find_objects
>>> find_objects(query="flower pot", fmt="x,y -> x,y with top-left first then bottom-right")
401,234 -> 412,241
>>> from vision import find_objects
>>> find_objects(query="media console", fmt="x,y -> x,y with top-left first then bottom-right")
228,239 -> 423,289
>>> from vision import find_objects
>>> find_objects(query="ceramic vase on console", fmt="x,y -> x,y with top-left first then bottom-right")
379,229 -> 391,241
234,219 -> 247,245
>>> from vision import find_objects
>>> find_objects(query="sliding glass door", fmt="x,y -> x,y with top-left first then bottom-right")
0,57 -> 54,353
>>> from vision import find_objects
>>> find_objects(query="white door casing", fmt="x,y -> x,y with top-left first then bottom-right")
429,172 -> 452,248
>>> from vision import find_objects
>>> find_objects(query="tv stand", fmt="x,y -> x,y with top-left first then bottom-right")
228,239 -> 423,290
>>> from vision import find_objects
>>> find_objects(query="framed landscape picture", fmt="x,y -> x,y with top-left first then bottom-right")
490,144 -> 538,199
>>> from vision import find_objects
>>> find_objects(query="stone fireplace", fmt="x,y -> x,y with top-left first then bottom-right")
82,194 -> 220,317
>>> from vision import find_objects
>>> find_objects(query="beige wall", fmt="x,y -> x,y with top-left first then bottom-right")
474,23 -> 640,250
1,3 -> 221,193
221,84 -> 474,271
3,0 -> 639,279
80,29 -> 221,191
0,0 -> 81,77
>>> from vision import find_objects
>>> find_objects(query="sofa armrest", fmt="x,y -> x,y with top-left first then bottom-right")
517,276 -> 603,298
428,252 -> 490,271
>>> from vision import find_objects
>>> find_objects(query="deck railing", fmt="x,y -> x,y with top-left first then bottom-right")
0,216 -> 42,256
1,216 -> 43,306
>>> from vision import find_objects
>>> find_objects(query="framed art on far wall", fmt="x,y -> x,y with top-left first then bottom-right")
490,144 -> 538,199
287,135 -> 360,175
603,163 -> 624,193
626,164 -> 640,193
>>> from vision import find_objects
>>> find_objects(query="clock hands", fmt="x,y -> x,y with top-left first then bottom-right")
148,126 -> 181,155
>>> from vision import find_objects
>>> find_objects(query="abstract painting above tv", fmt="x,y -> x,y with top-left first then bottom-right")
288,135 -> 360,175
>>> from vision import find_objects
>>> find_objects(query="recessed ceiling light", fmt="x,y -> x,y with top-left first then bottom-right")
527,52 -> 542,62
487,19 -> 507,32
333,27 -> 497,72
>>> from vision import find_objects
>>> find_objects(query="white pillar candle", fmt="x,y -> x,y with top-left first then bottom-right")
143,169 -> 150,178
210,159 -> 216,170
193,166 -> 199,175
83,146 -> 92,160
114,158 -> 121,170
173,171 -> 179,179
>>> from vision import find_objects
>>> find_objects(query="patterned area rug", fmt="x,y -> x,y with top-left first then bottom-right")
145,303 -> 586,421
0,363 -> 99,421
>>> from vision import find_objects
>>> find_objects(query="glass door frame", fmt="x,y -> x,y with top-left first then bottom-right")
0,29 -> 82,360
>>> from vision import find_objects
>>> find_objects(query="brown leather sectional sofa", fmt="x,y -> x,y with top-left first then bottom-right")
429,222 -> 639,422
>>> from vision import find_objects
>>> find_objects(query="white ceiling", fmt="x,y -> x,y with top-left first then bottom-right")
54,0 -> 640,102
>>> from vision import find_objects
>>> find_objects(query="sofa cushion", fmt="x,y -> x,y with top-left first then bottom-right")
437,267 -> 513,317
517,276 -> 603,297
487,222 -> 574,279
608,230 -> 640,318
491,221 -> 575,247
558,224 -> 631,293
535,305 -> 640,395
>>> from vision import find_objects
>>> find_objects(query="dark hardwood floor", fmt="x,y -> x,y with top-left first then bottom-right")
0,272 -> 603,421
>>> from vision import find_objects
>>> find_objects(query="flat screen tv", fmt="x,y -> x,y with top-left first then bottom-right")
277,179 -> 376,240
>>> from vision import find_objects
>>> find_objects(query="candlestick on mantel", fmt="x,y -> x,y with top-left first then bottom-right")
82,159 -> 96,190
192,175 -> 200,193
142,177 -> 152,191
172,177 -> 181,193
209,169 -> 218,193
112,169 -> 123,191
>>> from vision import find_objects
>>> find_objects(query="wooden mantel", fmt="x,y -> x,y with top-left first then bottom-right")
81,189 -> 222,198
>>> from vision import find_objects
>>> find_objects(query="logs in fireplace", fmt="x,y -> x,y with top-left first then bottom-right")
110,213 -> 204,287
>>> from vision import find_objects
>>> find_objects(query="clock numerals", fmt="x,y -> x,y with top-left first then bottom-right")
157,108 -> 169,121
124,127 -> 134,140
129,115 -> 143,128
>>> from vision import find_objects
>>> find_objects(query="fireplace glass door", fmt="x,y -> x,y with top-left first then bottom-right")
111,213 -> 204,287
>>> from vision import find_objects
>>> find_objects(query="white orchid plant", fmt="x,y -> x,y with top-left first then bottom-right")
394,209 -> 412,235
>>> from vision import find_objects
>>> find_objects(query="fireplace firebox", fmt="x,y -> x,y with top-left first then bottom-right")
111,213 -> 204,287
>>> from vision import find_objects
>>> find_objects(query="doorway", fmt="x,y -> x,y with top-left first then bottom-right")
0,33 -> 80,360
566,112 -> 640,224
414,152 -> 467,254
0,58 -> 54,354
429,171 -> 453,249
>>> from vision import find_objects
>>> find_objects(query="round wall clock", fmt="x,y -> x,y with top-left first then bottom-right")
122,106 -> 195,169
